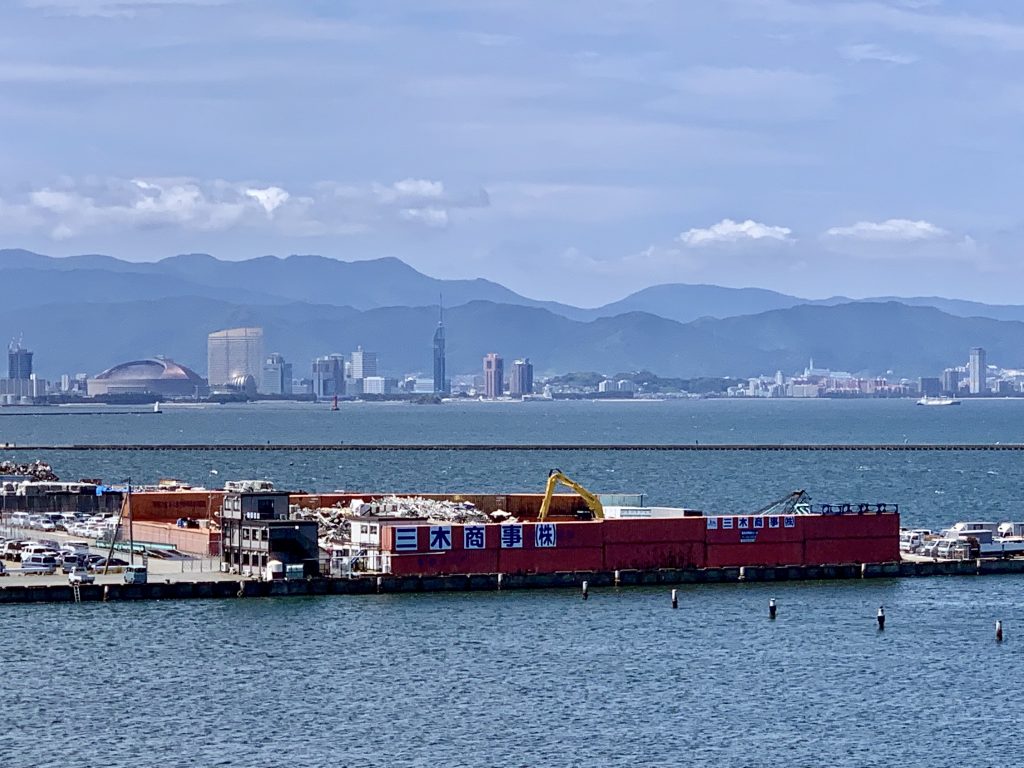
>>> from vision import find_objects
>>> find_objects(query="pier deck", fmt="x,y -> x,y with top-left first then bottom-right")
3,557 -> 1024,604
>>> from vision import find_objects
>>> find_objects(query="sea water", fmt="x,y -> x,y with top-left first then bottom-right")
2,400 -> 1022,767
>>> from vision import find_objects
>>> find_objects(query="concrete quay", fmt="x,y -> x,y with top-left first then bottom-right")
3,557 -> 1024,604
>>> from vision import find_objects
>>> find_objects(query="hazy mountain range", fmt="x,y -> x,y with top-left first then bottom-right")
2,248 -> 1023,379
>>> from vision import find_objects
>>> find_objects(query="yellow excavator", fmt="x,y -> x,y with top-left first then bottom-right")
537,469 -> 605,521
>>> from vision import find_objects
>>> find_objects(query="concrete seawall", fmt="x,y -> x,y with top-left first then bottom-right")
3,558 -> 1024,604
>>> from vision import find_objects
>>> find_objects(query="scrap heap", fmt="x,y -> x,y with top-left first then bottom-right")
293,495 -> 496,547
0,459 -> 59,481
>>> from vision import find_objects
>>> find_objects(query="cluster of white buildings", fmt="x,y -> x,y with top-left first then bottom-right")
732,349 -> 1024,399
597,379 -> 635,394
730,360 -> 917,399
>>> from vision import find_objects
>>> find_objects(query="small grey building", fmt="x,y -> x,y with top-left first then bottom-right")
221,491 -> 319,578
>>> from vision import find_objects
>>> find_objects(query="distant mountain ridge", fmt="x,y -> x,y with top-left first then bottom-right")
0,249 -> 576,315
2,294 -> 1021,380
3,249 -> 1024,380
5,248 -> 1024,324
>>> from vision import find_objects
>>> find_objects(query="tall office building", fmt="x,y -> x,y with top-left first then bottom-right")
968,347 -> 986,394
432,309 -> 447,394
8,340 -> 32,380
312,354 -> 345,399
350,346 -> 378,379
919,377 -> 941,397
483,353 -> 504,399
208,327 -> 264,387
941,368 -> 962,395
509,358 -> 534,397
261,353 -> 293,395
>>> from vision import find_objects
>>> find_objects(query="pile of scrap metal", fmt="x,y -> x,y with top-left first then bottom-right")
0,460 -> 59,481
347,495 -> 492,524
292,495 -> 498,547
291,505 -> 353,547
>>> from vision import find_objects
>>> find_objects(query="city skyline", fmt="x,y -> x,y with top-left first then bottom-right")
6,321 -> 1024,401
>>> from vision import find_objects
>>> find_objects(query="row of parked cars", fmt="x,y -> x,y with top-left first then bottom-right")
5,510 -> 117,540
0,537 -> 129,574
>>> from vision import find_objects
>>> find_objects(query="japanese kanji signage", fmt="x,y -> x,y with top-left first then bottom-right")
500,524 -> 523,548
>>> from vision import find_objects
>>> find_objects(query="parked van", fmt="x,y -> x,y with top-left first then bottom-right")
60,541 -> 91,556
56,514 -> 78,530
9,512 -> 30,527
2,540 -> 26,561
19,544 -> 60,562
123,565 -> 148,585
21,554 -> 58,573
899,531 -> 924,553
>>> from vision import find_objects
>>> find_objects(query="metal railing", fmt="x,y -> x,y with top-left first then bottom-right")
179,557 -> 222,574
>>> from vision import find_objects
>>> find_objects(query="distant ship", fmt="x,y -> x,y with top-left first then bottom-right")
917,396 -> 960,406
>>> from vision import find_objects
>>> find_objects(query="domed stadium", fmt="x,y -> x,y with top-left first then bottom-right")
87,357 -> 208,398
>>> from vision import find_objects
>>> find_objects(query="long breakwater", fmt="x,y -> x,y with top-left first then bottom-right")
4,443 -> 1024,451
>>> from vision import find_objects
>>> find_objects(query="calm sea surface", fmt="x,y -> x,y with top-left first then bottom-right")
2,400 -> 1023,767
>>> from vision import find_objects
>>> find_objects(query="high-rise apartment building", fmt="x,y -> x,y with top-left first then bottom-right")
350,346 -> 378,379
483,353 -> 504,399
261,353 -> 293,395
509,358 -> 534,397
8,340 -> 32,379
968,347 -> 986,394
312,354 -> 345,399
208,327 -> 264,387
941,368 -> 962,395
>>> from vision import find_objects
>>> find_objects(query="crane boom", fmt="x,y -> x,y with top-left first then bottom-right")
752,490 -> 812,516
537,469 -> 604,521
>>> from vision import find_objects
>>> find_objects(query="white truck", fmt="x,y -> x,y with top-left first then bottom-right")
68,567 -> 95,585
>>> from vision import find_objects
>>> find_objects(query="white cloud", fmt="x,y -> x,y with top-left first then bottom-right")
839,43 -> 917,65
388,178 -> 445,199
825,218 -> 948,241
245,186 -> 289,216
0,176 -> 486,240
399,207 -> 449,228
678,218 -> 794,247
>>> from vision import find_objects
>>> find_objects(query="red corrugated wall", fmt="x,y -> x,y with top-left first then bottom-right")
603,518 -> 707,570
380,513 -> 900,576
129,491 -> 224,522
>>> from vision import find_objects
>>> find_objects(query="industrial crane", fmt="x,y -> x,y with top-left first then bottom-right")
752,490 -> 812,516
537,469 -> 605,521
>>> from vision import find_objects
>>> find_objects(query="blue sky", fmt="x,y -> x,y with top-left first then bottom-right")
2,0 -> 1024,305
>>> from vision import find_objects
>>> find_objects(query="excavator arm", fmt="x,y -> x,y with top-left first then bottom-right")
537,469 -> 605,521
